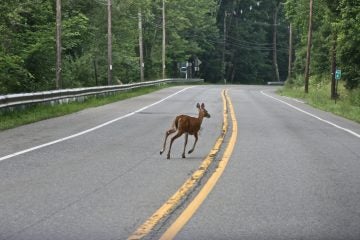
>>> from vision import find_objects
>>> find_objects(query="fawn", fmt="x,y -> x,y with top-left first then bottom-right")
160,103 -> 210,159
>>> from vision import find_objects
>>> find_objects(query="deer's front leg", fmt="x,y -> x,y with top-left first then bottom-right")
188,132 -> 198,154
182,133 -> 189,158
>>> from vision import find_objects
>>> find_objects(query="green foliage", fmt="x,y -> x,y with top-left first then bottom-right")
337,0 -> 360,89
216,0 -> 290,84
0,0 -> 54,93
0,55 -> 29,93
0,0 -> 358,93
0,0 -> 219,93
284,0 -> 359,91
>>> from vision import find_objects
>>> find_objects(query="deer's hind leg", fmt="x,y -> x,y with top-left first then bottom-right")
167,131 -> 183,159
160,127 -> 176,155
182,133 -> 189,158
188,132 -> 198,154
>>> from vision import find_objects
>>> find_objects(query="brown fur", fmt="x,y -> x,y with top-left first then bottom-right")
160,103 -> 210,159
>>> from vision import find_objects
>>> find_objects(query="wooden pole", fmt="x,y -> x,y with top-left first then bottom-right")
304,0 -> 313,93
222,11 -> 227,84
272,3 -> 280,82
107,0 -> 112,85
162,0 -> 166,79
56,0 -> 62,89
287,23 -> 293,81
138,10 -> 144,82
331,32 -> 337,99
93,57 -> 98,86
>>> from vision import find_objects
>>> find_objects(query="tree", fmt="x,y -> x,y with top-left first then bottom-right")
0,0 -> 55,93
337,0 -> 360,89
284,0 -> 359,93
216,0 -> 289,84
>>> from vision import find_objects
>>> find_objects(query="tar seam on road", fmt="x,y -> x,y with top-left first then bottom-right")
0,87 -> 195,162
127,89 -> 229,240
261,90 -> 360,139
159,89 -> 238,240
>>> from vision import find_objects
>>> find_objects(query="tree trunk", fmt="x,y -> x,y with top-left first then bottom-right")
287,23 -> 293,82
273,3 -> 280,82
56,0 -> 62,89
331,31 -> 337,99
222,11 -> 227,84
162,0 -> 166,79
138,10 -> 144,82
304,0 -> 313,93
107,0 -> 112,85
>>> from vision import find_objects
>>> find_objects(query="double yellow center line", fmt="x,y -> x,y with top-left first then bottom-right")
128,89 -> 237,240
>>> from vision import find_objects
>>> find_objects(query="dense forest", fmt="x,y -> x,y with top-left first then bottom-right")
0,0 -> 359,94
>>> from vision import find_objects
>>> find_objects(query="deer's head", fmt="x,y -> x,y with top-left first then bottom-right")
197,103 -> 211,118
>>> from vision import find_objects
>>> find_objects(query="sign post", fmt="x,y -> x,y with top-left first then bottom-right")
334,69 -> 341,104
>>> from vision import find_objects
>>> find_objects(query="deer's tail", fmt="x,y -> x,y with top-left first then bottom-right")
174,116 -> 181,130
160,116 -> 180,155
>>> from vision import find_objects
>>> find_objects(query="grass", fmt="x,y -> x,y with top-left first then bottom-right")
0,84 -> 175,131
277,81 -> 360,123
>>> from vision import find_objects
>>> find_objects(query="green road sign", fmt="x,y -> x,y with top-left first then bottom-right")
335,69 -> 341,80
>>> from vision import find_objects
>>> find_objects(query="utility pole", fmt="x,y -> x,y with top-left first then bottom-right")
272,3 -> 280,82
162,0 -> 166,79
56,0 -> 61,89
107,0 -> 112,85
93,57 -> 98,86
304,0 -> 313,93
330,32 -> 337,99
138,10 -> 144,82
287,23 -> 293,81
222,11 -> 227,84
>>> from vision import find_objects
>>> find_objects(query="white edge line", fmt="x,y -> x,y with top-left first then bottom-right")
0,87 -> 194,162
260,90 -> 360,139
283,96 -> 305,104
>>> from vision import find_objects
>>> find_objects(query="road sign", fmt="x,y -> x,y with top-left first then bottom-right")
197,58 -> 202,66
335,69 -> 341,80
180,67 -> 187,72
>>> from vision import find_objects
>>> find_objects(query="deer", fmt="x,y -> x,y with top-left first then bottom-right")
160,103 -> 210,159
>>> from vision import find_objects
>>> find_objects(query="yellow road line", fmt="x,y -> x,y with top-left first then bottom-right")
127,89 -> 229,240
159,90 -> 238,240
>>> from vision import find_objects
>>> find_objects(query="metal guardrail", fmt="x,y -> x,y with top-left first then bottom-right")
0,78 -> 203,111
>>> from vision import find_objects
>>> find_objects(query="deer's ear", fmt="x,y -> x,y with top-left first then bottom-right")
201,103 -> 205,109
196,103 -> 200,108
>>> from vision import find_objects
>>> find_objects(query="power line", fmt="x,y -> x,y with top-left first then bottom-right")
226,35 -> 273,47
205,38 -> 289,53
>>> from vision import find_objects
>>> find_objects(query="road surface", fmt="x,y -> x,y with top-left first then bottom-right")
0,85 -> 359,240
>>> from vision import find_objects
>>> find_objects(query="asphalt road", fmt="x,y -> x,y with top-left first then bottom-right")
175,86 -> 360,240
0,85 -> 360,240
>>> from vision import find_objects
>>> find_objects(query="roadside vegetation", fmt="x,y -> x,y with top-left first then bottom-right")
0,84 -> 171,131
278,76 -> 360,123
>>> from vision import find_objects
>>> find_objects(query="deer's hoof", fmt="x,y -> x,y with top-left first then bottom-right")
167,155 -> 170,159
188,150 -> 193,154
160,150 -> 163,155
182,154 -> 186,158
